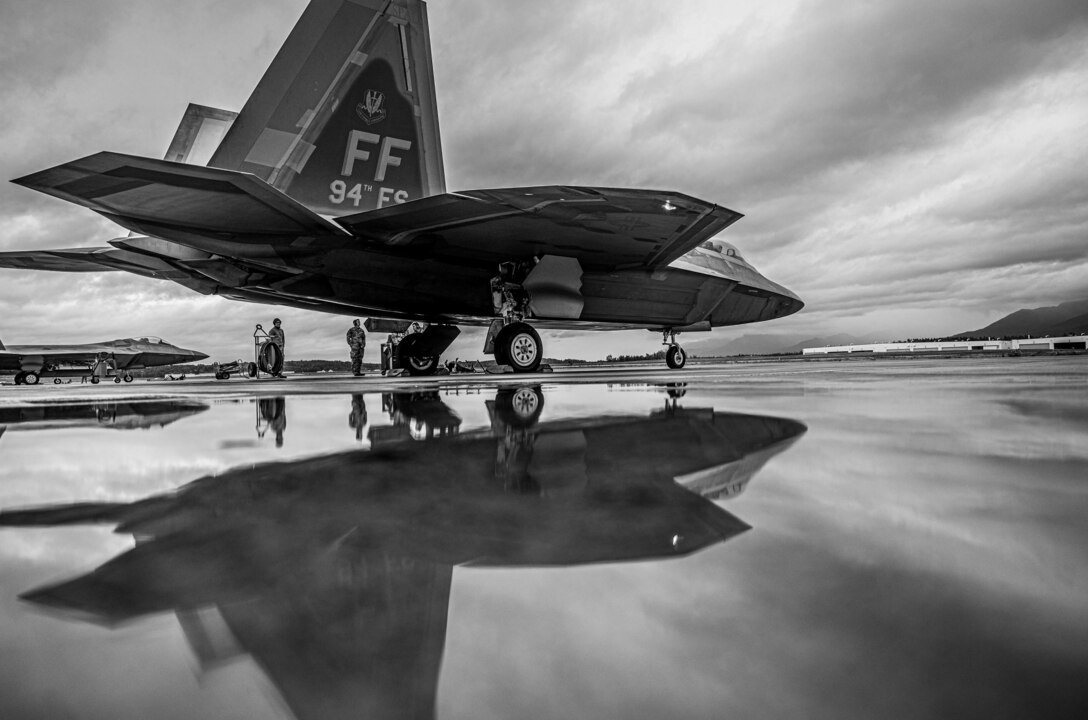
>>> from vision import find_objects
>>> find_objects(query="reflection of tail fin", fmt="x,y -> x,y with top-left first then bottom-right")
208,0 -> 445,216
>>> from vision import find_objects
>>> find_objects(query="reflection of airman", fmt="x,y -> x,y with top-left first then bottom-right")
346,319 -> 366,376
348,394 -> 368,441
259,397 -> 287,447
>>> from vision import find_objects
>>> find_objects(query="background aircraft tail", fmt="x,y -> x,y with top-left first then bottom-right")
208,0 -> 445,217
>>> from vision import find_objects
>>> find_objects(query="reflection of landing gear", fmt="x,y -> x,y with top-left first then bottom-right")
493,385 -> 544,427
662,329 -> 686,370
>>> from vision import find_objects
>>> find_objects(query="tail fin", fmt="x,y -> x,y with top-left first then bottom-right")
0,337 -> 5,350
208,0 -> 444,216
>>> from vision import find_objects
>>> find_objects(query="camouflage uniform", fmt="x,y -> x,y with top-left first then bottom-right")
268,321 -> 286,377
347,323 -> 366,375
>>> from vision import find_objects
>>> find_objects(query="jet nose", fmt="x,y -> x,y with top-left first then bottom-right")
170,347 -> 208,363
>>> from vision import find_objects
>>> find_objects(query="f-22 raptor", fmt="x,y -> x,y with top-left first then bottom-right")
0,0 -> 803,374
0,335 -> 207,385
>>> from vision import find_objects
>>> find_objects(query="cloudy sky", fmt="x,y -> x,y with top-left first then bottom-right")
2,0 -> 1087,361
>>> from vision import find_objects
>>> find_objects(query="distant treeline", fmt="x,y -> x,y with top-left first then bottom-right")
603,350 -> 667,362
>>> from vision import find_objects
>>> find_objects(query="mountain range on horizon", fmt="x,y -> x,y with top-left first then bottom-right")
686,298 -> 1088,357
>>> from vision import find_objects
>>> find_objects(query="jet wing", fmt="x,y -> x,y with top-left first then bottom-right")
12,151 -> 345,239
10,154 -> 738,274
336,186 -> 743,270
0,347 -> 101,373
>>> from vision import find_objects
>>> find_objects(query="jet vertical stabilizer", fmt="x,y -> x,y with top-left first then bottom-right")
208,0 -> 445,216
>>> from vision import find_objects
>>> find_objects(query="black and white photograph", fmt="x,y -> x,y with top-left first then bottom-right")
1,1 -> 1086,718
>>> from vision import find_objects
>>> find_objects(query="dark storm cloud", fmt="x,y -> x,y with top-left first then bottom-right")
627,0 -> 1088,192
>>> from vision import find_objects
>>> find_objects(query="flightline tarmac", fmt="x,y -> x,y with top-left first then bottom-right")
1,354 -> 1085,720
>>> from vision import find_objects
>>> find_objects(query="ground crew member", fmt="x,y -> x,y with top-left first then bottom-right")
347,319 -> 366,376
269,318 -> 285,377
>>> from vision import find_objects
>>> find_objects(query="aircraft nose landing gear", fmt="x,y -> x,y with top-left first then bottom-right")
665,343 -> 686,369
662,329 -> 686,370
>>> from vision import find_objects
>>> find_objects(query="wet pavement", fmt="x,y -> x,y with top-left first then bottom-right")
0,357 -> 1085,719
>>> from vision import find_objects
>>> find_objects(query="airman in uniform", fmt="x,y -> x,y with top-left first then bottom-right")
347,319 -> 366,376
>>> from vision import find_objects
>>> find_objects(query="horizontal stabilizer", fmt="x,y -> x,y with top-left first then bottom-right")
13,152 -> 346,239
0,245 -> 221,294
0,247 -> 124,273
337,186 -> 742,270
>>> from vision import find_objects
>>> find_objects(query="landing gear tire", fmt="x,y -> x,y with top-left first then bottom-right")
495,323 -> 542,373
123,374 -> 133,383
114,376 -> 122,383
91,376 -> 100,384
396,334 -> 438,376
665,344 -> 686,370
14,372 -> 25,385
54,378 -> 62,384
23,371 -> 40,385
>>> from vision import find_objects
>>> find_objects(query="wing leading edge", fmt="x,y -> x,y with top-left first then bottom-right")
337,186 -> 743,271
7,152 -> 741,276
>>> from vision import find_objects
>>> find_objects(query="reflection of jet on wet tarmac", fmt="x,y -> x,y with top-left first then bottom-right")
370,391 -> 463,443
0,389 -> 805,720
0,400 -> 209,444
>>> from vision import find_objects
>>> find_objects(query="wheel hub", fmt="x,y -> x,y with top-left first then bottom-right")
511,387 -> 539,417
511,334 -> 537,364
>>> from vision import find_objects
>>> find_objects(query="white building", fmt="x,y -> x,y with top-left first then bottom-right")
802,335 -> 1088,355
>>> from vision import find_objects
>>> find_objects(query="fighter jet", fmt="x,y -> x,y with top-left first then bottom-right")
0,0 -> 803,375
0,389 -> 805,719
0,335 -> 208,385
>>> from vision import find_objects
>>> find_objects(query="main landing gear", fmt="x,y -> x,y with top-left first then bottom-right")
13,371 -> 40,385
375,322 -> 461,377
493,322 -> 543,373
